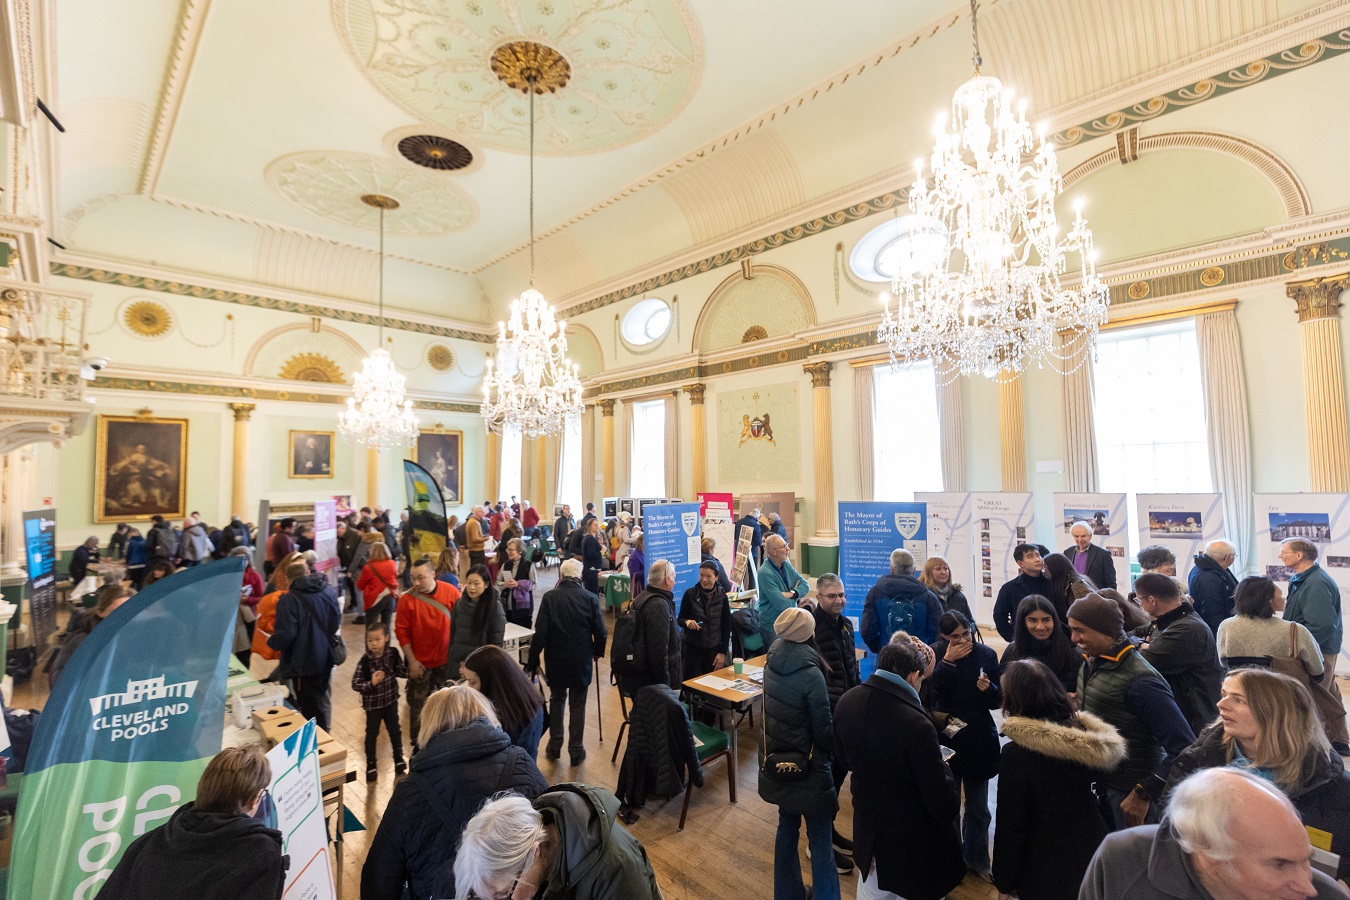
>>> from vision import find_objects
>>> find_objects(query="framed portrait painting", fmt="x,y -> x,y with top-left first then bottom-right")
95,415 -> 188,523
289,430 -> 334,479
415,431 -> 462,504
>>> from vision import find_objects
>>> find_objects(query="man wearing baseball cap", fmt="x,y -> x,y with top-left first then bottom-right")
1068,593 -> 1195,832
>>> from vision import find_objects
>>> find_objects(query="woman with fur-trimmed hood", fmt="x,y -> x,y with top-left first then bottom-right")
993,658 -> 1126,900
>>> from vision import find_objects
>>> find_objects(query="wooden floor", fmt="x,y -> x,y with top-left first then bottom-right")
17,570 -> 999,900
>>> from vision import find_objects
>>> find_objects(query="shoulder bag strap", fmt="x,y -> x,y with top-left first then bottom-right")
406,589 -> 454,623
1289,621 -> 1301,660
409,772 -> 461,835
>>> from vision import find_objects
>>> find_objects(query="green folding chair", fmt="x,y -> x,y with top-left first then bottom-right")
678,719 -> 734,830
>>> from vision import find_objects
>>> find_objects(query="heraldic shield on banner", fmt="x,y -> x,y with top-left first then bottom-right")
895,511 -> 922,540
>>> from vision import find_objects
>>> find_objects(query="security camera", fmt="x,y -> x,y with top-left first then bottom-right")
79,356 -> 109,381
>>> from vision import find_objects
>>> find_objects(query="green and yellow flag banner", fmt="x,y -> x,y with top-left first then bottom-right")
404,459 -> 448,560
8,558 -> 244,899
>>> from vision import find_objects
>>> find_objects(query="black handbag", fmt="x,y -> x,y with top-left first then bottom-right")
760,708 -> 813,782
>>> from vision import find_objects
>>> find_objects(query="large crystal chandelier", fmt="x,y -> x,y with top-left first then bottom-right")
339,194 -> 419,449
481,45 -> 584,437
879,0 -> 1109,383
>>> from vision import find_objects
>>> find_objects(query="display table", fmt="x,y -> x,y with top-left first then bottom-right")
503,622 -> 534,665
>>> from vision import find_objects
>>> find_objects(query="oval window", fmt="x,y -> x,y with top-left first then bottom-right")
620,297 -> 672,349
849,215 -> 948,283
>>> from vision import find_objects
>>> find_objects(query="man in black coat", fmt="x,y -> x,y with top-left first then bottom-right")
267,561 -> 341,731
1187,540 -> 1239,633
808,572 -> 861,868
834,640 -> 965,900
624,559 -> 682,693
737,508 -> 763,566
553,504 -> 574,554
527,558 -> 608,765
1063,521 -> 1117,590
1133,572 -> 1223,736
993,543 -> 1053,640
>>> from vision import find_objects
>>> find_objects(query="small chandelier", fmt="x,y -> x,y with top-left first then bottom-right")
879,0 -> 1108,383
340,194 -> 419,449
481,43 -> 584,438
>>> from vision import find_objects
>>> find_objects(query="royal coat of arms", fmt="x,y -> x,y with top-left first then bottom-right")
739,392 -> 776,446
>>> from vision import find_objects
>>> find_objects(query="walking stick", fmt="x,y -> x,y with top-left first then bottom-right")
595,656 -> 604,742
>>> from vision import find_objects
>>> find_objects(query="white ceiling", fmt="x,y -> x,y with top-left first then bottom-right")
49,0 -> 1337,323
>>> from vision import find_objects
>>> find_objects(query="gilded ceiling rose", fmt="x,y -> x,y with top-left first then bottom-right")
398,135 -> 474,171
279,353 -> 345,383
333,0 -> 702,154
427,343 -> 456,372
268,152 -> 477,235
124,300 -> 172,337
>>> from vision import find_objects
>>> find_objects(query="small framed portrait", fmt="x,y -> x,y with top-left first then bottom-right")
95,415 -> 188,523
289,431 -> 334,479
415,431 -> 463,503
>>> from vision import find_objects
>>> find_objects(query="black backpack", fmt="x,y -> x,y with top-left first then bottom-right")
609,595 -> 649,680
452,521 -> 468,548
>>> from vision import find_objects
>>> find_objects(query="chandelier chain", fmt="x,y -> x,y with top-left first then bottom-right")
970,0 -> 982,73
529,82 -> 536,286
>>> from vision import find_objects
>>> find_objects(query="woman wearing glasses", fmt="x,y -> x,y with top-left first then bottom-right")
455,785 -> 660,900
361,685 -> 546,900
929,610 -> 1002,882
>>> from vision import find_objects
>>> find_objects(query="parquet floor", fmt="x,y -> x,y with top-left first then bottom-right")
17,570 -> 1001,900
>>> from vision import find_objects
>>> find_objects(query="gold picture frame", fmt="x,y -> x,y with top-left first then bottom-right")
289,430 -> 334,479
94,415 -> 189,523
413,429 -> 463,504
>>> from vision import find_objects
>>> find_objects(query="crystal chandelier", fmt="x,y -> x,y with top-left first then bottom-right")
879,0 -> 1109,383
481,48 -> 584,438
339,194 -> 419,449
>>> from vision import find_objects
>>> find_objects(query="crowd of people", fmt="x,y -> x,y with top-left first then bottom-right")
45,510 -> 1350,898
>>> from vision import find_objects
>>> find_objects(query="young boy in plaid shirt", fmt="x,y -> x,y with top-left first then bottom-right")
350,621 -> 409,781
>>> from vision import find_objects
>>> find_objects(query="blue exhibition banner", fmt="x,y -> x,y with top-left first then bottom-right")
9,557 -> 244,899
838,501 -> 929,624
642,502 -> 702,600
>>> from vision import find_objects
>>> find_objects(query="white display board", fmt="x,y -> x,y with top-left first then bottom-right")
915,491 -> 975,614
1135,493 -> 1225,583
971,493 -> 1036,619
266,720 -> 335,900
1054,492 -> 1130,590
1255,493 -> 1350,664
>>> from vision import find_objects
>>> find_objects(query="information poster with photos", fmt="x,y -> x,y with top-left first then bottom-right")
1135,493 -> 1224,582
698,492 -> 736,577
970,493 -> 1035,619
1255,493 -> 1350,664
915,492 -> 975,611
1053,492 -> 1130,591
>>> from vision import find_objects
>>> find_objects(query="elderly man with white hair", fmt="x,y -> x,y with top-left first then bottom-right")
527,558 -> 609,765
455,786 -> 660,899
756,534 -> 811,648
1081,767 -> 1345,899
1188,539 -> 1239,634
1063,521 -> 1117,589
620,558 -> 682,695
862,548 -> 943,649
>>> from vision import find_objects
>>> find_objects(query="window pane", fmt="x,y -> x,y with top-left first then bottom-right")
1093,320 -> 1212,558
630,400 -> 666,497
873,363 -> 943,501
558,419 -> 583,517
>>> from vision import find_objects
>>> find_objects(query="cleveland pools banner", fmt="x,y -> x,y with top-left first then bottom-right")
403,458 -> 449,561
9,558 -> 244,899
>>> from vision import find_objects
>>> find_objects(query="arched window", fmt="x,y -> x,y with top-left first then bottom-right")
620,298 -> 672,350
849,215 -> 947,283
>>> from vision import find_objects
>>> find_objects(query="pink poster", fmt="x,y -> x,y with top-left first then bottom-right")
698,492 -> 735,576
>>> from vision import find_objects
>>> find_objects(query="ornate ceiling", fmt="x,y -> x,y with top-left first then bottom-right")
47,0 -> 1346,325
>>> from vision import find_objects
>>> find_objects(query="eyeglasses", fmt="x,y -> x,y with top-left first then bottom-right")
947,630 -> 972,642
466,850 -> 535,900
820,592 -> 845,600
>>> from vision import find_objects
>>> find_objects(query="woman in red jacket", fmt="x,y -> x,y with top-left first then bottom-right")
356,542 -> 399,628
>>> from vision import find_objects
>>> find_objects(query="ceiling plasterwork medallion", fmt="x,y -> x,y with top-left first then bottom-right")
427,343 -> 456,372
398,135 -> 474,171
267,152 -> 477,236
1199,266 -> 1226,287
279,353 -> 345,384
333,0 -> 702,154
123,300 -> 172,337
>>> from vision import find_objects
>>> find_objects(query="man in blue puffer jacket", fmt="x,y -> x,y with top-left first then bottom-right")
861,548 -> 943,650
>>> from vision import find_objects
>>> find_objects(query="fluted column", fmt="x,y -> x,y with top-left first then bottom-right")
229,403 -> 254,519
684,383 -> 707,496
999,373 -> 1027,492
1288,274 -> 1350,491
366,447 -> 381,509
486,430 -> 501,503
804,362 -> 837,539
599,399 -> 616,496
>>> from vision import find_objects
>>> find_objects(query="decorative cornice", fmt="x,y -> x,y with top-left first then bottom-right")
803,361 -> 833,388
90,376 -> 480,413
1052,27 -> 1350,148
1288,273 -> 1348,322
139,0 -> 211,195
50,262 -> 494,342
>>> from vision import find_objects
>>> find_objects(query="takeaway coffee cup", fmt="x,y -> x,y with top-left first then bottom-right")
733,658 -> 745,674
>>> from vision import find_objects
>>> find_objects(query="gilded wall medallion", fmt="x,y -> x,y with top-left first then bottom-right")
123,300 -> 172,337
427,344 -> 456,372
1199,267 -> 1226,287
1126,281 -> 1151,300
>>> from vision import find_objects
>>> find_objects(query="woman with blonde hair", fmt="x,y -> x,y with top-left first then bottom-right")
1163,667 -> 1350,882
360,684 -> 546,900
920,555 -> 972,621
433,545 -> 460,588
